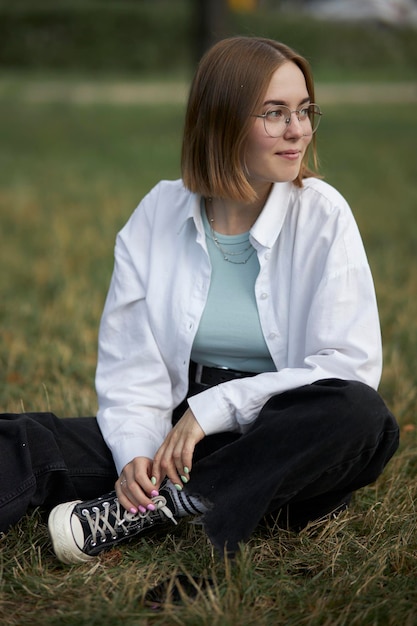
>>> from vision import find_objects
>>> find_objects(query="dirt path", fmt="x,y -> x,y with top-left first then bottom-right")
0,78 -> 416,104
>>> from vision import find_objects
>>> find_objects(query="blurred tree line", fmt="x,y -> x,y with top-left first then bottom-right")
0,0 -> 415,79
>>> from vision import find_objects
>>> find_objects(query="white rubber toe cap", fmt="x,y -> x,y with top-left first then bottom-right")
48,501 -> 94,564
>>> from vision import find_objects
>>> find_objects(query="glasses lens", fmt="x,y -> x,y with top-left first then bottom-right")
264,106 -> 290,137
308,104 -> 322,133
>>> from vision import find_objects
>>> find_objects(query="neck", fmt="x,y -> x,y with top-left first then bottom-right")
205,186 -> 271,235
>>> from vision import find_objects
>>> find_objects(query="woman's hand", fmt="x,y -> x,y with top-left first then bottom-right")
152,408 -> 205,489
115,456 -> 158,514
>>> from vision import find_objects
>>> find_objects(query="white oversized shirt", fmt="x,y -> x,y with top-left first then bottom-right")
96,178 -> 382,475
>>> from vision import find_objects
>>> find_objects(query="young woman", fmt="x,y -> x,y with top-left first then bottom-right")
2,37 -> 399,564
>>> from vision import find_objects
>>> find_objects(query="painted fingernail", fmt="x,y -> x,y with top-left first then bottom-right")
180,475 -> 189,484
150,489 -> 159,497
183,466 -> 190,474
147,503 -> 156,511
151,476 -> 157,486
138,505 -> 147,514
174,483 -> 183,491
129,507 -> 138,514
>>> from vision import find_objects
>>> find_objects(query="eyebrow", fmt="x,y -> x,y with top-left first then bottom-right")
263,96 -> 311,107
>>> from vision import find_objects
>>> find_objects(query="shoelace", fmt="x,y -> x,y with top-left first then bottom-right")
82,495 -> 177,547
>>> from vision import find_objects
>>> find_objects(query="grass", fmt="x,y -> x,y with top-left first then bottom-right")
0,89 -> 416,624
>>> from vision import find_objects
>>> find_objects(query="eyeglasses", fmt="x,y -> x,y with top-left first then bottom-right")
252,103 -> 322,138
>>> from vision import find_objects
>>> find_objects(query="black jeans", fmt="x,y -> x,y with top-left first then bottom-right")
0,379 -> 399,555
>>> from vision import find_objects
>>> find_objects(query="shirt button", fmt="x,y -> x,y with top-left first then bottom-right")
264,252 -> 271,260
260,292 -> 268,300
268,332 -> 278,340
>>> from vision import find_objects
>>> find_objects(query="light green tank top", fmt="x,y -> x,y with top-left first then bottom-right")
191,207 -> 276,373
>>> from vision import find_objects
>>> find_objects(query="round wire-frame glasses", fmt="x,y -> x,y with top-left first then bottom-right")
253,103 -> 323,138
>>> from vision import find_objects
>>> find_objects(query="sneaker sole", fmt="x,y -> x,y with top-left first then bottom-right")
48,500 -> 94,564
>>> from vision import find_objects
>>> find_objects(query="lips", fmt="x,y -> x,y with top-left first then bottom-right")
277,150 -> 301,156
276,150 -> 302,160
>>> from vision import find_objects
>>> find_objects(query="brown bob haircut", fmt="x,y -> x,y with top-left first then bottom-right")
181,36 -> 320,203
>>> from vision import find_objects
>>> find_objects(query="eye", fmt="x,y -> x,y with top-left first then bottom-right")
265,107 -> 287,120
298,106 -> 310,120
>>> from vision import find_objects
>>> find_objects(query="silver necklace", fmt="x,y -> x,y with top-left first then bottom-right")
206,198 -> 256,265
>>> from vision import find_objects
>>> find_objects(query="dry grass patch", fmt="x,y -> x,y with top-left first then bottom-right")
0,98 -> 416,625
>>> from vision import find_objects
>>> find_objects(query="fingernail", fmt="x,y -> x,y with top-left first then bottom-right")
180,475 -> 189,484
151,476 -> 157,485
147,503 -> 156,511
129,507 -> 138,514
150,489 -> 159,497
183,466 -> 190,474
138,505 -> 147,514
174,483 -> 183,491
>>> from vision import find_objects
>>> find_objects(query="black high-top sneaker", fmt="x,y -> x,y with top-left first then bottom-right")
48,490 -> 178,564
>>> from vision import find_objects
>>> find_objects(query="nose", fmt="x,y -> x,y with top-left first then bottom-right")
283,112 -> 304,138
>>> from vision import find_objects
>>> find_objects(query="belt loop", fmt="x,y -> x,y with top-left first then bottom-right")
195,363 -> 203,384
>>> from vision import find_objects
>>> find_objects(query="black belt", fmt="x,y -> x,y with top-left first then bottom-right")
189,360 -> 257,386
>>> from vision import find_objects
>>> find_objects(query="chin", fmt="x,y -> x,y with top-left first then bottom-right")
275,172 -> 300,184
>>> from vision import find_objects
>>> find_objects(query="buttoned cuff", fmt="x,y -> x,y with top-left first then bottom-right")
187,386 -> 237,436
111,436 -> 158,476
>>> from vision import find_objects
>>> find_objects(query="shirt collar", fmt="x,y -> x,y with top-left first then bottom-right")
250,182 -> 294,249
180,181 -> 294,249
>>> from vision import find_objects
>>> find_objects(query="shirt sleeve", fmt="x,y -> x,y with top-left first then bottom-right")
95,205 -> 174,475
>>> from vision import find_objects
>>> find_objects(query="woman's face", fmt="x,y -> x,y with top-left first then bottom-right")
244,61 -> 313,196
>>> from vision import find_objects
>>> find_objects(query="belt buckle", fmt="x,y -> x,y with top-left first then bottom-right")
194,363 -> 204,384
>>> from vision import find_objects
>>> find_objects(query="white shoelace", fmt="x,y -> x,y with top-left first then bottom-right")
82,495 -> 177,546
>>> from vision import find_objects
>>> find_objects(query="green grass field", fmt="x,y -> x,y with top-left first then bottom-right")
0,90 -> 416,625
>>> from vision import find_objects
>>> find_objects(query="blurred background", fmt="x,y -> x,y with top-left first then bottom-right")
0,0 -> 416,416
1,6 -> 416,622
0,0 -> 416,81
